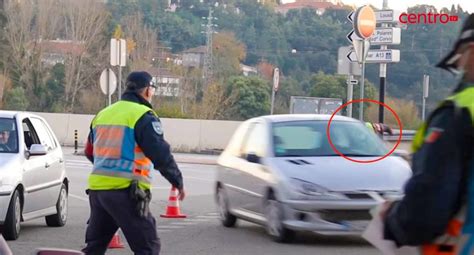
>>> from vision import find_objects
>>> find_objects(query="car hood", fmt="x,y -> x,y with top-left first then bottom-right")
269,156 -> 412,192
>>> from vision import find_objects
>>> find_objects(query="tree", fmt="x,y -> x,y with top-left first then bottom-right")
310,71 -> 376,117
226,76 -> 270,120
4,87 -> 29,111
212,32 -> 246,81
3,0 -> 61,109
60,0 -> 110,112
366,97 -> 421,130
120,12 -> 158,70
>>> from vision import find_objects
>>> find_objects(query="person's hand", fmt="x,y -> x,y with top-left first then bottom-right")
379,200 -> 394,219
178,188 -> 186,201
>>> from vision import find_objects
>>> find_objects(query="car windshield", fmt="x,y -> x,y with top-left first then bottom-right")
0,118 -> 18,153
272,120 -> 388,157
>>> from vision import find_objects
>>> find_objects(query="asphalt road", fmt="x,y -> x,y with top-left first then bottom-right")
7,152 -> 380,255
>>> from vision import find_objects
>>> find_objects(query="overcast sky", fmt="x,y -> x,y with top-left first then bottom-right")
281,0 -> 473,13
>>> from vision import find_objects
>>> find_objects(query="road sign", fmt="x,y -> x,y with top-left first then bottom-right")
347,11 -> 354,23
346,30 -> 361,43
110,38 -> 127,67
273,68 -> 280,92
100,68 -> 117,95
347,49 -> 400,63
352,39 -> 370,63
337,46 -> 361,76
369,27 -> 401,45
375,10 -> 401,23
423,75 -> 430,98
353,6 -> 376,39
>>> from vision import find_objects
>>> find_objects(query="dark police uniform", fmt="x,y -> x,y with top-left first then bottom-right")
82,72 -> 183,255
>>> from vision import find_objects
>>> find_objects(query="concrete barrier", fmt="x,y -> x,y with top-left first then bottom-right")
34,112 -> 413,153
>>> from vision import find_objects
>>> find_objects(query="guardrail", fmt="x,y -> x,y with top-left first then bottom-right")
383,130 -> 416,141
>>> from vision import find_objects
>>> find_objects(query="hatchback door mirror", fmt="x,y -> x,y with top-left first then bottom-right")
246,153 -> 261,164
29,144 -> 48,156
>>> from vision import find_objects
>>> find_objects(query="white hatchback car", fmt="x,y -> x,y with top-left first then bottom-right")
0,111 -> 68,240
216,114 -> 411,242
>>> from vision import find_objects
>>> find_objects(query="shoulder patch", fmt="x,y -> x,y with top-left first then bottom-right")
424,127 -> 444,143
152,121 -> 163,135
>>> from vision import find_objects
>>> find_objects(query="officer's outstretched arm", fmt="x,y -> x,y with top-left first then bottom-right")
384,107 -> 471,246
135,112 -> 184,190
84,127 -> 94,163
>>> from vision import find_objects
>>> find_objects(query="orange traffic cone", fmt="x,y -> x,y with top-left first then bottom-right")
160,186 -> 186,218
108,230 -> 125,249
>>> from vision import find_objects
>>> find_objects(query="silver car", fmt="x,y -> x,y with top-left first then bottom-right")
0,111 -> 68,240
215,114 -> 411,242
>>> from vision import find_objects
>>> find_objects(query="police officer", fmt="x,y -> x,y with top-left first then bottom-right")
82,71 -> 185,255
366,122 -> 393,136
381,15 -> 474,254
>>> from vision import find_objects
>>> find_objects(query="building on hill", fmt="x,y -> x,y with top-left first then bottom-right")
275,0 -> 347,15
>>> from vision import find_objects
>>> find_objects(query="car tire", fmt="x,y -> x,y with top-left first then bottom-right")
1,189 -> 21,240
264,195 -> 295,243
216,186 -> 237,227
46,183 -> 68,227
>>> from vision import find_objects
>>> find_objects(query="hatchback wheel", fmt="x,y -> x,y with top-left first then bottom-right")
264,196 -> 295,243
1,189 -> 21,240
46,183 -> 68,227
216,186 -> 237,227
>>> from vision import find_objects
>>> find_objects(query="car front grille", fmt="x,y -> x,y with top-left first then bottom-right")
319,209 -> 372,222
344,193 -> 372,200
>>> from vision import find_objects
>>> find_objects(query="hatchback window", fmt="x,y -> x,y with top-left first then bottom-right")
241,123 -> 267,157
0,118 -> 18,153
30,118 -> 56,151
272,120 -> 388,157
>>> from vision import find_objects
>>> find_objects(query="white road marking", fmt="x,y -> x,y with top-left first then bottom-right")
70,194 -> 89,202
183,218 -> 211,222
156,225 -> 183,229
170,222 -> 196,226
184,176 -> 214,183
196,215 -> 219,219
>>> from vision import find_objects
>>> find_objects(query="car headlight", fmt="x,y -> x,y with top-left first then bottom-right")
291,178 -> 329,196
382,190 -> 404,201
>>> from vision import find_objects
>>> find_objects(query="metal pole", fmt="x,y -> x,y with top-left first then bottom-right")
347,75 -> 353,117
106,68 -> 111,106
118,40 -> 122,100
270,90 -> 276,115
379,63 -> 386,123
359,40 -> 367,121
379,0 -> 389,123
74,130 -> 78,154
422,97 -> 426,121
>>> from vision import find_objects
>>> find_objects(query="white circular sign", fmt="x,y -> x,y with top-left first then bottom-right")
99,68 -> 117,95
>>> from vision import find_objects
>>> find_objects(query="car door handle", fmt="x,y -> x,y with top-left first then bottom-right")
45,163 -> 50,168
59,158 -> 64,163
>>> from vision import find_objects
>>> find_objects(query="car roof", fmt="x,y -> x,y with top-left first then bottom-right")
0,110 -> 38,119
254,114 -> 359,123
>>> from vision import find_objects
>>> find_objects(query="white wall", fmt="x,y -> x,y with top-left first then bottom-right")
35,112 -> 241,152
35,112 -> 411,153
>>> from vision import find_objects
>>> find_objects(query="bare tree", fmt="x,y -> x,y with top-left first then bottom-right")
3,0 -> 61,108
121,12 -> 158,71
60,0 -> 109,112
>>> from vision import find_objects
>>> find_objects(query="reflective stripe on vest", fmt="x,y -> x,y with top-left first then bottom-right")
89,100 -> 157,190
412,87 -> 474,255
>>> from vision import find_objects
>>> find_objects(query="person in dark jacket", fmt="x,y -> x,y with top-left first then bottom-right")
381,15 -> 474,253
82,71 -> 185,255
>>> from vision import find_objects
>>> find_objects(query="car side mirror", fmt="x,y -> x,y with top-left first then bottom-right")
29,144 -> 48,156
246,153 -> 261,164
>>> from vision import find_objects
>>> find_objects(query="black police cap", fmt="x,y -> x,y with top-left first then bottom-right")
125,71 -> 155,90
437,14 -> 474,73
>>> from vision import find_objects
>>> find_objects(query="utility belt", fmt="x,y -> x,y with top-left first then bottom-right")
129,180 -> 152,218
85,180 -> 152,218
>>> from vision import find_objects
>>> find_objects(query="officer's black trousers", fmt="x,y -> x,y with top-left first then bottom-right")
82,189 -> 161,255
